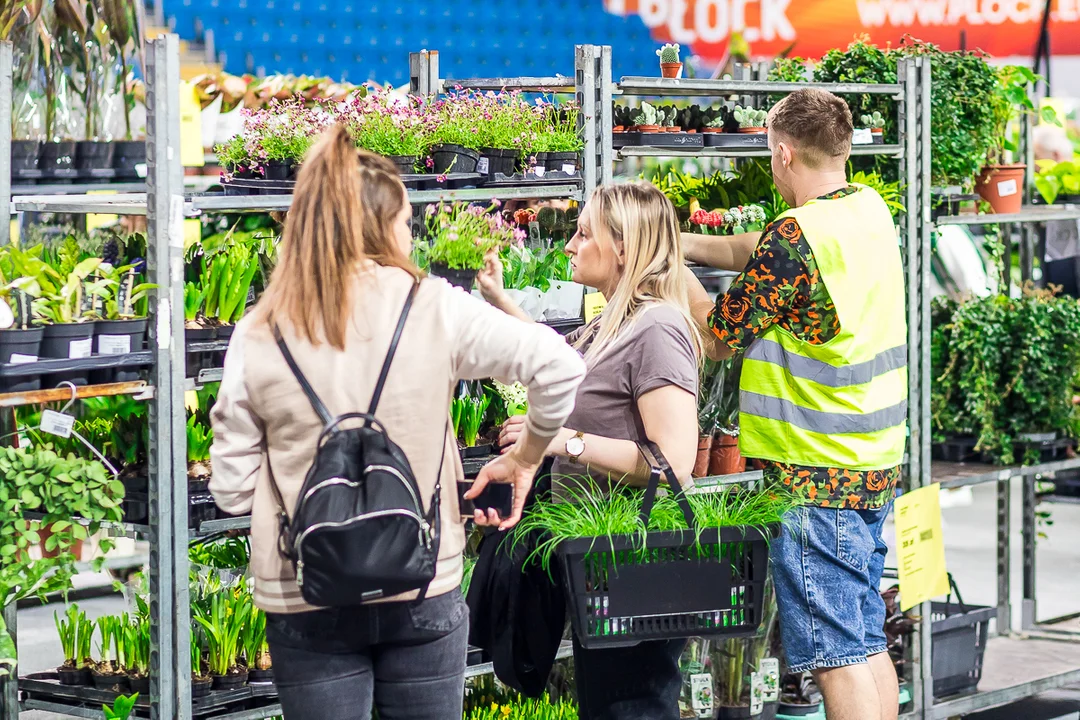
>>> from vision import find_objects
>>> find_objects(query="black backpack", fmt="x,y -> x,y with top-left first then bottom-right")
266,281 -> 443,606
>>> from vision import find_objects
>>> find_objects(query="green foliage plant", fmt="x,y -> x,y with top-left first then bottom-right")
102,693 -> 139,720
193,589 -> 252,677
452,394 -> 492,447
1034,158 -> 1080,205
732,106 -> 766,129
55,604 -> 88,668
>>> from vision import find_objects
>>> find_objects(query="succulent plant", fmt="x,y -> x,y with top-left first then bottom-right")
634,101 -> 661,126
657,43 -> 681,64
861,111 -> 885,130
706,115 -> 726,129
733,106 -> 768,129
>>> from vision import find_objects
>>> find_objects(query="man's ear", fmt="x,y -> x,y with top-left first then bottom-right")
778,141 -> 793,168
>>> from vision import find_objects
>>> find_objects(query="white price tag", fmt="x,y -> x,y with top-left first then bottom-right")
68,337 -> 93,359
761,658 -> 780,702
997,178 -> 1018,197
98,334 -> 131,355
750,672 -> 764,714
690,674 -> 713,716
534,165 -> 546,177
8,353 -> 37,364
476,157 -> 490,174
40,409 -> 76,439
852,128 -> 874,145
135,162 -> 148,178
561,163 -> 576,175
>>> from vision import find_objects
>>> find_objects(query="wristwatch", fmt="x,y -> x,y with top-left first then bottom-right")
565,431 -> 586,464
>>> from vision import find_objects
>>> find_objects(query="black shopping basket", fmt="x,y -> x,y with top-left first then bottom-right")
557,440 -> 776,650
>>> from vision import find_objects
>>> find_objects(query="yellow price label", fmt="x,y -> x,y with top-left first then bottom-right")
583,292 -> 607,322
895,483 -> 950,611
179,80 -> 205,167
184,390 -> 199,412
87,190 -> 119,232
184,219 -> 202,252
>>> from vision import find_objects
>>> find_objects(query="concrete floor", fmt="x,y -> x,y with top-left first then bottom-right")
11,481 -> 1080,719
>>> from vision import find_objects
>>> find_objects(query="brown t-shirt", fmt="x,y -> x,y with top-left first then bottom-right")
552,304 -> 699,496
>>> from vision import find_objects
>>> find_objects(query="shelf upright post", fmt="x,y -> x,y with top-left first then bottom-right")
576,45 -> 610,199
0,40 -> 10,249
145,33 -> 190,720
409,51 -> 440,96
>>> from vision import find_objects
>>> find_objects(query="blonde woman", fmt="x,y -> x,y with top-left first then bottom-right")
209,126 -> 586,720
478,181 -> 702,720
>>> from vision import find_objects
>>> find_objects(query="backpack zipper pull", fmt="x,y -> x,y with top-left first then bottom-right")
420,520 -> 433,549
296,560 -> 305,586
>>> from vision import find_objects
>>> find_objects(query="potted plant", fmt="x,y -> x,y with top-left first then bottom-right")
89,264 -> 155,383
191,627 -> 212,698
0,276 -> 45,392
713,576 -> 779,719
452,391 -> 492,457
703,115 -> 726,135
530,103 -> 584,172
976,65 -> 1054,214
861,111 -> 886,143
201,243 -> 260,340
733,106 -> 767,134
241,607 -> 273,683
723,206 -> 767,235
123,615 -> 150,694
1035,159 -> 1080,205
708,357 -> 745,476
102,693 -> 139,720
657,42 -> 682,79
428,90 -> 484,174
92,615 -> 129,691
55,604 -> 93,685
632,101 -> 662,133
194,589 -> 252,690
345,88 -> 428,176
425,201 -> 513,290
778,673 -> 822,716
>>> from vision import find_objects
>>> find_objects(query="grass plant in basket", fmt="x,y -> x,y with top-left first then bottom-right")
425,201 -> 520,290
512,478 -> 795,646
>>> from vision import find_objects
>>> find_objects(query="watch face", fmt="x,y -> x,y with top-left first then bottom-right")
566,436 -> 586,457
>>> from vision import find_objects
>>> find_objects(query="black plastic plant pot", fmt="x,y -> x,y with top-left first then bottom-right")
11,140 -> 42,172
95,318 -> 147,355
122,491 -> 149,524
479,148 -> 517,177
127,674 -> 150,694
112,140 -> 147,178
0,326 -> 44,392
461,443 -> 496,458
264,159 -> 295,180
429,262 -> 477,291
75,141 -> 116,171
40,141 -> 76,173
777,701 -> 821,716
431,144 -> 480,174
91,671 -> 130,692
543,151 -> 580,172
211,669 -> 249,690
192,676 -> 213,698
41,322 -> 96,386
248,667 -> 274,683
388,155 -> 418,175
56,666 -> 92,686
216,324 -> 236,342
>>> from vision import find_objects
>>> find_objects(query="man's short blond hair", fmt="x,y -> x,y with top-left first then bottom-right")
767,89 -> 853,169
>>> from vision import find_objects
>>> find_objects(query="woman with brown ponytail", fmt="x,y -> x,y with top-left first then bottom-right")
208,126 -> 586,720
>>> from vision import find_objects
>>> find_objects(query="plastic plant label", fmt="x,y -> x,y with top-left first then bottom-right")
40,410 -> 76,439
135,163 -> 148,178
68,338 -> 93,359
852,128 -> 874,145
761,658 -> 780,702
690,673 -> 713,716
584,292 -> 607,322
997,179 -> 1019,197
9,353 -> 37,364
896,483 -> 950,611
562,163 -> 576,175
476,157 -> 490,174
98,334 -> 132,355
534,166 -> 546,177
750,672 -> 764,714
528,221 -> 541,244
10,289 -> 30,329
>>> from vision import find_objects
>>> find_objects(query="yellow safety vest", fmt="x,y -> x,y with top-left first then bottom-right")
738,185 -> 907,470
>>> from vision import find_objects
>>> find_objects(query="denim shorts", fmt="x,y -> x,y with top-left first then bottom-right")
771,503 -> 892,674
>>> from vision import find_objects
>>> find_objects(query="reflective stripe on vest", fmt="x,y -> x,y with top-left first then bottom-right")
738,185 -> 908,470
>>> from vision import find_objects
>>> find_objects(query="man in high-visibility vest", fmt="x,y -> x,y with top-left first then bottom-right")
685,89 -> 905,720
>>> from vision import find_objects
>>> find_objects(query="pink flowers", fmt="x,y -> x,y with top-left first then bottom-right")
690,209 -> 724,228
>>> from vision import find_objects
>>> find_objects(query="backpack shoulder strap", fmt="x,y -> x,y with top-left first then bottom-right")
272,323 -> 334,427
368,279 -> 421,415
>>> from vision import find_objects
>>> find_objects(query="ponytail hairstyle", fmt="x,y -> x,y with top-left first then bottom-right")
255,125 -> 421,350
575,182 -> 703,366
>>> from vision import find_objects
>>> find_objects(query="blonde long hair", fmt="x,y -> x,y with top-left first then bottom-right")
255,125 -> 421,349
575,182 -> 703,366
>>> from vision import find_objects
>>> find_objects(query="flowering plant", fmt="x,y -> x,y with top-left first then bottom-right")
425,200 -> 523,271
690,209 -> 725,236
529,102 -> 584,154
492,381 -> 528,416
227,96 -> 332,168
342,88 -> 430,159
723,205 -> 767,234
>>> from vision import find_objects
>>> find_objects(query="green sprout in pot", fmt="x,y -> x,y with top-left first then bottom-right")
240,606 -> 272,676
732,106 -> 768,131
123,616 -> 150,684
860,112 -> 885,131
202,244 -> 260,327
55,604 -> 93,675
102,693 -> 139,720
37,258 -> 107,325
193,589 -> 252,679
184,281 -> 208,327
187,415 -> 213,481
191,626 -> 210,682
93,615 -> 124,677
97,265 -> 156,320
452,394 -> 492,448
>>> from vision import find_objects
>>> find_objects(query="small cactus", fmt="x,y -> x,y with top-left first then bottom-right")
706,115 -> 726,129
657,43 -> 681,64
634,101 -> 661,126
861,111 -> 885,130
661,106 -> 677,127
733,106 -> 767,129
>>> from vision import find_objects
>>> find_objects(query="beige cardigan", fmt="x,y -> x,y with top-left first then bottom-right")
209,263 -> 585,614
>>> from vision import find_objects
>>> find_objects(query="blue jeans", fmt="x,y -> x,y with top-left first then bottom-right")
265,590 -> 469,720
771,503 -> 892,674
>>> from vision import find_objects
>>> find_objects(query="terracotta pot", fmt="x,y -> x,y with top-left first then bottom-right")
613,126 -> 626,132
871,128 -> 884,136
665,126 -> 682,132
637,124 -> 661,133
709,433 -> 746,476
660,62 -> 683,78
703,128 -> 724,134
975,163 -> 1026,214
738,127 -> 767,134
693,434 -> 713,478
40,525 -> 82,560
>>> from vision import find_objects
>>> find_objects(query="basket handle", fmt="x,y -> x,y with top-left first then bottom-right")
943,573 -> 969,614
637,440 -> 697,530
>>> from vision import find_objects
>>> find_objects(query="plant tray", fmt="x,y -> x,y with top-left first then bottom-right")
483,170 -> 583,186
704,133 -> 769,148
979,436 -> 1074,466
0,352 -> 153,378
20,671 -> 279,717
12,168 -> 44,182
1049,468 -> 1080,497
930,600 -> 997,699
558,524 -> 776,650
613,132 -> 704,149
931,436 -> 980,463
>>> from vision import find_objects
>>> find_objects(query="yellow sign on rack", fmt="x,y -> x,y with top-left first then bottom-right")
895,483 -> 950,611
179,80 -> 205,168
583,292 -> 607,322
87,190 -> 119,232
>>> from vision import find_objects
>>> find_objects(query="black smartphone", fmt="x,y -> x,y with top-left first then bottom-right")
457,481 -> 514,519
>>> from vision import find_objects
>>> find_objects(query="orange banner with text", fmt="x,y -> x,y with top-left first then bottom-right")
606,0 -> 1080,60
